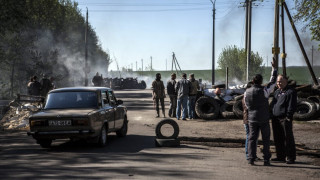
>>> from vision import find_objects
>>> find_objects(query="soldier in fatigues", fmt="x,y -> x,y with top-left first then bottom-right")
152,73 -> 166,118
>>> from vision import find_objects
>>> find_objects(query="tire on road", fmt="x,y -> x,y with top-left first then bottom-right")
116,116 -> 128,137
293,99 -> 317,121
220,101 -> 236,119
155,119 -> 179,139
155,138 -> 180,147
98,124 -> 108,147
195,96 -> 220,120
233,99 -> 244,119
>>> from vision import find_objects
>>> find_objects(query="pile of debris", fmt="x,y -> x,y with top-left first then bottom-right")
0,94 -> 44,131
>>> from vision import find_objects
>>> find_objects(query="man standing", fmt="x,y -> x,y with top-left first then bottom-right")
40,74 -> 53,97
152,73 -> 166,118
92,72 -> 103,86
244,62 -> 277,166
30,76 -> 41,96
175,73 -> 191,120
271,75 -> 297,164
167,73 -> 177,118
188,73 -> 200,119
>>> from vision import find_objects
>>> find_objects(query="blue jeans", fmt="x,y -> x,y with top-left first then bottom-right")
176,96 -> 188,119
188,95 -> 197,119
244,124 -> 260,160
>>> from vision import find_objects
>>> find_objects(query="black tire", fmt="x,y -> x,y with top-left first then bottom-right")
307,96 -> 320,119
234,94 -> 244,101
293,99 -> 317,121
155,138 -> 180,147
155,119 -> 179,139
220,101 -> 236,119
98,124 -> 108,147
233,99 -> 244,119
116,116 -> 128,137
139,81 -> 147,89
37,139 -> 52,148
195,96 -> 220,120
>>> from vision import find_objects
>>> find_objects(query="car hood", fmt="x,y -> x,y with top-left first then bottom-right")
30,109 -> 97,119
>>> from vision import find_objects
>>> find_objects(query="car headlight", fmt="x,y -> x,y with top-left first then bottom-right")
30,119 -> 46,127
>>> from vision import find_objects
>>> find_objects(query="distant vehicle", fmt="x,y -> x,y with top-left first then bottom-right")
104,77 -> 146,90
27,87 -> 128,148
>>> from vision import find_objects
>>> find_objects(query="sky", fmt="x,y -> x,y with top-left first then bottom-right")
76,0 -> 319,71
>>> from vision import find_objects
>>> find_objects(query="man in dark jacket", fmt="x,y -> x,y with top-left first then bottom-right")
30,76 -> 41,96
40,74 -> 53,97
92,72 -> 103,86
152,73 -> 166,118
244,62 -> 277,165
167,73 -> 177,118
271,75 -> 297,164
175,73 -> 191,120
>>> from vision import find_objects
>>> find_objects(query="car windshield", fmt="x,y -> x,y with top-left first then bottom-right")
44,91 -> 98,109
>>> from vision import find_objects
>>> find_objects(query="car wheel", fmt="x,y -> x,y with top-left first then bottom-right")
98,124 -> 108,147
116,117 -> 128,137
37,139 -> 52,148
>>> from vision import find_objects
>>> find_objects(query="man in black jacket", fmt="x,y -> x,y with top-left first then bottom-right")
167,73 -> 177,118
271,75 -> 297,164
244,62 -> 277,166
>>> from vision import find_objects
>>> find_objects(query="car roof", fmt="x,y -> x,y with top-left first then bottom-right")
49,87 -> 112,93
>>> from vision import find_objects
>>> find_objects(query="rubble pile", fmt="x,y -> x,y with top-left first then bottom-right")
0,103 -> 39,130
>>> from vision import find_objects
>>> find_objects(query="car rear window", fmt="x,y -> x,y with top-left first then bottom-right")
44,91 -> 98,109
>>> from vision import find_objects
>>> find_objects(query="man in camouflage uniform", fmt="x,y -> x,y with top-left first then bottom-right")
188,73 -> 200,119
167,73 -> 177,118
152,73 -> 166,118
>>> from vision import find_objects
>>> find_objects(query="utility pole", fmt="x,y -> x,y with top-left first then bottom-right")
312,45 -> 314,66
210,0 -> 216,85
141,59 -> 143,76
246,0 -> 252,82
136,61 -> 137,71
281,1 -> 287,77
150,56 -> 152,70
245,0 -> 248,52
273,0 -> 280,70
84,7 -> 89,86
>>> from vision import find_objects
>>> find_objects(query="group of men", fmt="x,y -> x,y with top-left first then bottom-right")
151,72 -> 199,120
243,60 -> 297,166
27,75 -> 55,97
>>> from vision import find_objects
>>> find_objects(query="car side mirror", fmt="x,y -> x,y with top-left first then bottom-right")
117,100 -> 123,105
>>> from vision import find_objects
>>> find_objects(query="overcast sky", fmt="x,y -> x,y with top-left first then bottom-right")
77,0 -> 319,71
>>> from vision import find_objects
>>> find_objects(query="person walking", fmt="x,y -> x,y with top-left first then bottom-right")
151,73 -> 166,118
167,73 -> 177,118
271,75 -> 297,164
244,62 -> 277,166
175,73 -> 191,120
40,74 -> 53,97
188,73 -> 199,119
30,76 -> 41,96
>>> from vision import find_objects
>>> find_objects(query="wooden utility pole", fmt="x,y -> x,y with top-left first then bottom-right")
272,0 -> 280,69
210,0 -> 216,85
281,2 -> 287,77
283,2 -> 318,85
246,0 -> 252,82
312,45 -> 314,66
141,59 -> 143,76
136,61 -> 137,71
150,56 -> 152,70
84,8 -> 89,86
245,0 -> 248,53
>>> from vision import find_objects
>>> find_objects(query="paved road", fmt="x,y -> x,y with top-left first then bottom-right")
0,89 -> 319,179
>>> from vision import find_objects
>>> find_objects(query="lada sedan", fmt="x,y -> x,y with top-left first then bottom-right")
27,87 -> 128,148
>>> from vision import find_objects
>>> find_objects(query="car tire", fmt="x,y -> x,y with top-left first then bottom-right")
38,139 -> 52,148
233,99 -> 244,119
293,99 -> 317,121
155,119 -> 179,139
116,117 -> 128,137
220,101 -> 236,119
98,124 -> 108,147
155,138 -> 180,147
195,96 -> 220,120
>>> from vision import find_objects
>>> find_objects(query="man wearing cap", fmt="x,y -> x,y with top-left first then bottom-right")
167,73 -> 177,118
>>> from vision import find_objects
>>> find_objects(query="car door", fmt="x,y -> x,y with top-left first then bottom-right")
108,90 -> 123,129
101,90 -> 115,130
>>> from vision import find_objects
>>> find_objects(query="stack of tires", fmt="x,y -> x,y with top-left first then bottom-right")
155,119 -> 180,147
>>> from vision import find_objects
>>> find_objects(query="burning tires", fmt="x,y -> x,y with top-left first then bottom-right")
195,96 -> 220,120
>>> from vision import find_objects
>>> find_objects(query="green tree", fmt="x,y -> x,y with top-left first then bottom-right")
293,0 -> 320,49
217,45 -> 264,82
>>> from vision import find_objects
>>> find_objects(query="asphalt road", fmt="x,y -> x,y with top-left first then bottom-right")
0,89 -> 320,179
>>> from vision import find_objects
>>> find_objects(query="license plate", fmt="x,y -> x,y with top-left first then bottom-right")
48,120 -> 72,126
